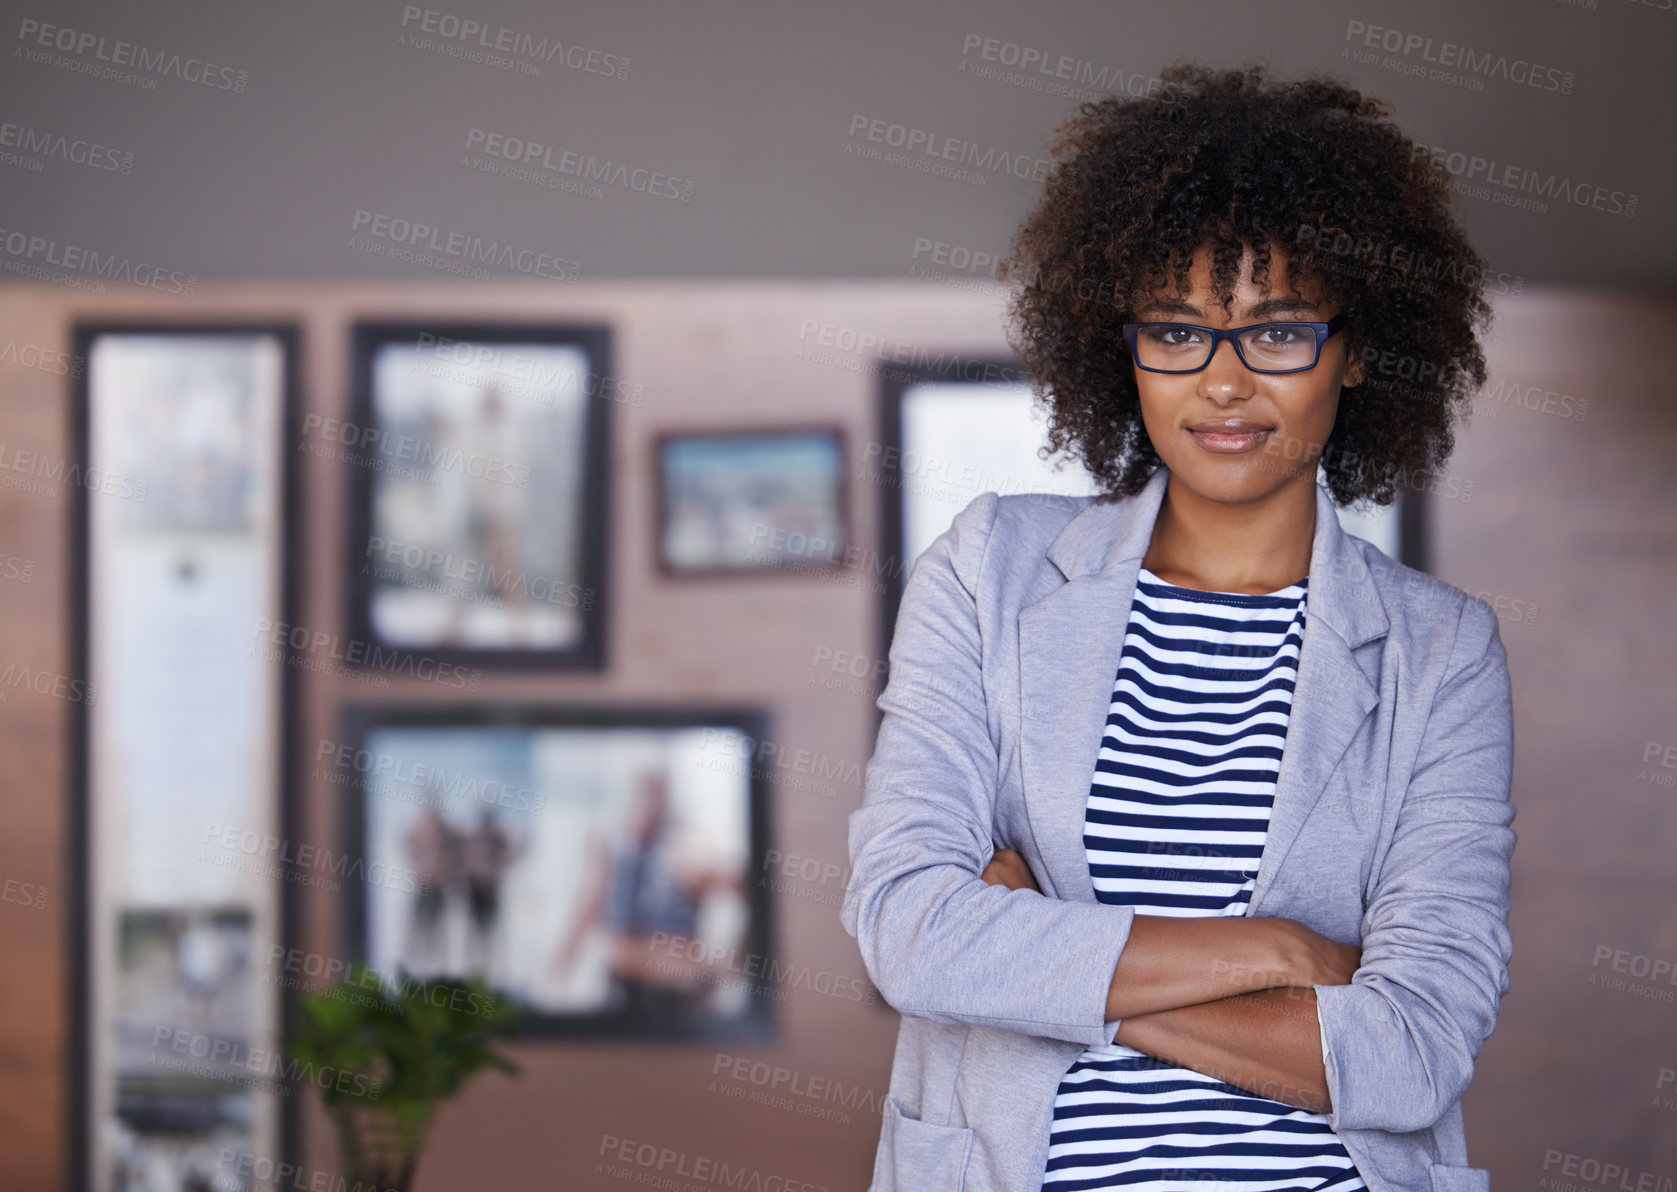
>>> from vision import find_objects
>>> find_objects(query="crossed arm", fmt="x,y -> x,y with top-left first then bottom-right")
980,848 -> 1360,1115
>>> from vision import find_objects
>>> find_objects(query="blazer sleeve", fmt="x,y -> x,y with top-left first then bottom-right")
1313,595 -> 1517,1134
839,492 -> 1137,1047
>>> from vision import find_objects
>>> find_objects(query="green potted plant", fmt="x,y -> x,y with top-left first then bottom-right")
286,962 -> 521,1191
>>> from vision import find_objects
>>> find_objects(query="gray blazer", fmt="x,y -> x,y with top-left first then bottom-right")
840,465 -> 1516,1192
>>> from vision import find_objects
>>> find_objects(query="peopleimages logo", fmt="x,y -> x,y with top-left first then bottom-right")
0,442 -> 147,500
0,120 -> 134,173
349,208 -> 582,283
1342,20 -> 1574,94
265,947 -> 500,1019
0,227 -> 197,295
1412,143 -> 1638,219
15,17 -> 250,91
200,823 -> 426,894
0,340 -> 82,377
363,537 -> 593,611
407,333 -> 645,407
301,413 -> 530,486
397,6 -> 630,79
149,1026 -> 380,1099
845,114 -> 1053,182
250,618 -> 483,691
313,739 -> 548,814
463,128 -> 694,201
217,1150 -> 403,1192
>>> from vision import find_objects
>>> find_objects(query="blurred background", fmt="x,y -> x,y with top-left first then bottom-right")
1,1 -> 1674,1190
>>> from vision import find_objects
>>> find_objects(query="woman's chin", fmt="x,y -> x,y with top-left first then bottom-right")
1164,460 -> 1296,506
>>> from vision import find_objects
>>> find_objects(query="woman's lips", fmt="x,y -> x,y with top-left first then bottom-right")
1186,426 -> 1272,453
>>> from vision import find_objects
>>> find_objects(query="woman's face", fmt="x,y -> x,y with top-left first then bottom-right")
1129,241 -> 1363,505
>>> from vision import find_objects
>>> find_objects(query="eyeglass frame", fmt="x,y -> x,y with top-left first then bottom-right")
1120,312 -> 1348,375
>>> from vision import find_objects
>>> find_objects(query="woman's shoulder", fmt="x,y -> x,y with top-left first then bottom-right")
990,490 -> 1099,534
945,490 -> 1102,542
1339,529 -> 1505,667
940,490 -> 1096,573
905,491 -> 1096,611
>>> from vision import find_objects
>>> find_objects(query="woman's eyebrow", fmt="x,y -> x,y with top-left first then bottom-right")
1138,296 -> 1321,318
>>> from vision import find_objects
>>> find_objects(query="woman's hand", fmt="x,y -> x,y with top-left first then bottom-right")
981,846 -> 1041,893
1267,917 -> 1362,987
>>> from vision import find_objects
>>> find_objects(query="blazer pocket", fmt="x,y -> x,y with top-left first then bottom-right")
874,1095 -> 975,1192
1429,1162 -> 1491,1192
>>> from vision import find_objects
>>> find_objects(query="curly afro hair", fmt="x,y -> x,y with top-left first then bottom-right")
997,61 -> 1494,507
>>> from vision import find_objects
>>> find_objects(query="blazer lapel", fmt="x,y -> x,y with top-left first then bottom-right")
1016,467 -> 1389,910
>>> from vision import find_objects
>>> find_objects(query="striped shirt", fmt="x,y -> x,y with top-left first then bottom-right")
1040,566 -> 1367,1192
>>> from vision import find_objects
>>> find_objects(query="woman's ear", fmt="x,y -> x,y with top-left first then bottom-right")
1341,344 -> 1365,388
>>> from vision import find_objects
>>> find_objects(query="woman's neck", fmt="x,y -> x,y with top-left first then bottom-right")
1139,470 -> 1317,595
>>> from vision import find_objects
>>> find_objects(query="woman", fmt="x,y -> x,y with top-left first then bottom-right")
840,63 -> 1516,1192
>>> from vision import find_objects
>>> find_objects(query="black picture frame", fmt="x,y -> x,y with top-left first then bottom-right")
334,702 -> 776,1042
346,321 -> 612,671
67,321 -> 305,1192
874,356 -> 1064,669
651,425 -> 850,579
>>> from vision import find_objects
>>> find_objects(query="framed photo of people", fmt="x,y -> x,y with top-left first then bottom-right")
334,703 -> 775,1040
653,426 -> 848,577
346,322 -> 612,669
874,358 -> 1424,661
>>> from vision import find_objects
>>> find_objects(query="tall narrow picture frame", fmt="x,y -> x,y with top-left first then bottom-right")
346,322 -> 612,670
333,703 -> 776,1042
70,322 -> 301,1192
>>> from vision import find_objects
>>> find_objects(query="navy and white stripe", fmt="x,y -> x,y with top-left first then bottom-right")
1041,566 -> 1367,1192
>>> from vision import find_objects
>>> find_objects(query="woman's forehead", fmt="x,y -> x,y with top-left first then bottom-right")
1131,243 -> 1332,306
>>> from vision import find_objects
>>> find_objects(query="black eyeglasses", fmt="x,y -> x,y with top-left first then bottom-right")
1121,312 -> 1347,374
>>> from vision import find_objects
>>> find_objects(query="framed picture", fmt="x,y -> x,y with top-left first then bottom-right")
347,322 -> 611,669
109,907 -> 259,1185
70,323 -> 300,1192
335,704 -> 775,1040
654,427 -> 847,577
875,359 -> 1425,663
876,360 -> 1100,660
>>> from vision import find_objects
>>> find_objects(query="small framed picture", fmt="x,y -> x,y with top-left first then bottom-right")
654,427 -> 847,577
346,322 -> 612,669
335,703 -> 775,1040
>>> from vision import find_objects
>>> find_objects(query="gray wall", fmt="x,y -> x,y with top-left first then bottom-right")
0,0 -> 1670,286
